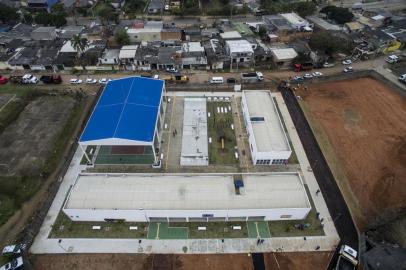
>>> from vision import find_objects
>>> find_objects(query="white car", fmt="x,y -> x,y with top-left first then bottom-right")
293,75 -> 303,81
398,74 -> 406,82
2,244 -> 25,255
70,78 -> 82,84
323,62 -> 335,68
86,78 -> 97,84
342,59 -> 352,65
0,257 -> 23,270
312,71 -> 323,77
153,75 -> 159,79
165,67 -> 178,73
386,55 -> 399,64
98,78 -> 109,84
22,74 -> 38,84
303,73 -> 313,79
164,4 -> 169,10
343,66 -> 354,73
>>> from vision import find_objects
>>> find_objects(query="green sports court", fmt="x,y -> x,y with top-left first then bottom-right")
94,145 -> 155,165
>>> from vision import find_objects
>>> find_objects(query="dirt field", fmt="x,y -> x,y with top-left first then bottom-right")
31,254 -> 254,270
297,77 -> 406,229
264,252 -> 333,270
0,96 -> 76,176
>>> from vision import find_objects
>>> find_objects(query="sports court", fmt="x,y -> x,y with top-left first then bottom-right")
94,145 -> 155,164
147,222 -> 188,239
247,221 -> 271,238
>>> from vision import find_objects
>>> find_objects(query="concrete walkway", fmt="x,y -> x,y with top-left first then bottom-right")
30,92 -> 340,255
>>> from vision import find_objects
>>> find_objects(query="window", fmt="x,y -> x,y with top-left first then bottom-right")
280,215 -> 292,219
272,159 -> 287,165
256,159 -> 271,165
250,116 -> 265,122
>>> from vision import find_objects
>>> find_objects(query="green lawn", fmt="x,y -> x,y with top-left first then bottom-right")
207,101 -> 238,165
269,185 -> 325,237
147,223 -> 188,239
247,221 -> 271,238
50,212 -> 148,238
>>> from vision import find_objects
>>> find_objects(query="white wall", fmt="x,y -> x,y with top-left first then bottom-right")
241,93 -> 292,165
63,207 -> 310,222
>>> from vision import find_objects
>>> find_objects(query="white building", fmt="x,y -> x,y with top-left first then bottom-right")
127,28 -> 161,43
280,12 -> 311,31
270,48 -> 298,69
63,173 -> 311,222
180,98 -> 208,166
119,45 -> 138,70
241,91 -> 292,165
225,40 -> 254,68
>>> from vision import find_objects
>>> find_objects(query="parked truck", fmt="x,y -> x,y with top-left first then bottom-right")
40,74 -> 62,84
294,63 -> 313,72
240,72 -> 263,82
335,245 -> 358,270
161,75 -> 189,83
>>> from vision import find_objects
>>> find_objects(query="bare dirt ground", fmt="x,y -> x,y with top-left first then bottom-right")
264,251 -> 333,270
297,77 -> 406,230
31,254 -> 254,270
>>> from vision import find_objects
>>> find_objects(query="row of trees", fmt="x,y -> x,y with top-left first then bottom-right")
320,6 -> 354,24
260,0 -> 317,18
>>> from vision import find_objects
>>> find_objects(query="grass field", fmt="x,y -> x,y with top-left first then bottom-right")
207,101 -> 238,165
0,85 -> 85,226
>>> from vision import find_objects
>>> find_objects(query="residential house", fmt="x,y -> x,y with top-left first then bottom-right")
27,0 -> 59,11
119,45 -> 138,70
344,22 -> 364,33
201,28 -> 220,40
127,28 -> 161,42
148,0 -> 163,14
0,24 -> 35,42
0,39 -> 23,70
31,27 -> 57,41
280,12 -> 312,31
307,16 -> 341,31
225,39 -> 254,69
161,28 -> 182,41
59,25 -> 85,39
220,31 -> 242,41
158,46 -> 180,70
203,39 -> 228,70
183,28 -> 202,42
134,43 -> 159,70
181,42 -> 207,70
99,49 -> 120,66
270,48 -> 298,69
263,15 -> 294,34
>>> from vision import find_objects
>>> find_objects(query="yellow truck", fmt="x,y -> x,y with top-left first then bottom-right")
161,75 -> 189,83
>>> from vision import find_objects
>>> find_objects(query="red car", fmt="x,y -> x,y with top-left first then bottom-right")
0,75 -> 8,84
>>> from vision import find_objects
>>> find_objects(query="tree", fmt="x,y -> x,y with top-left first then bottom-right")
51,2 -> 66,14
309,31 -> 354,55
320,6 -> 354,24
124,0 -> 146,14
96,3 -> 118,25
114,29 -> 130,46
51,14 -> 67,27
71,34 -> 89,57
258,25 -> 267,38
34,11 -> 51,25
0,3 -> 19,23
34,11 -> 67,27
293,2 -> 316,18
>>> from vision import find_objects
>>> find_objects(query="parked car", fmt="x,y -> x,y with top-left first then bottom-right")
165,67 -> 178,73
293,75 -> 303,81
323,62 -> 335,68
2,244 -> 25,255
386,55 -> 399,64
22,74 -> 38,84
153,74 -> 159,79
40,74 -> 62,84
227,78 -> 236,84
69,78 -> 82,84
98,78 -> 110,84
312,71 -> 323,77
398,74 -> 406,83
86,78 -> 97,84
343,66 -> 354,73
0,75 -> 8,84
342,59 -> 352,65
0,257 -> 23,270
303,73 -> 313,79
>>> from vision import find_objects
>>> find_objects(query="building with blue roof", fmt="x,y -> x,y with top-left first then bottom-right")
79,76 -> 166,165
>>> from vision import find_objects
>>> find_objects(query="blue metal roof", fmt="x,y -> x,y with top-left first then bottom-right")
80,77 -> 164,143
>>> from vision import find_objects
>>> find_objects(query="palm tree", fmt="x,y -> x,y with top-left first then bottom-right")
71,34 -> 89,58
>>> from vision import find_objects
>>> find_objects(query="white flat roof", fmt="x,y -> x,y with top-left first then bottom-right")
180,98 -> 208,166
271,48 -> 298,61
65,173 -> 310,210
226,40 -> 254,54
182,42 -> 204,52
280,12 -> 308,26
127,28 -> 161,34
119,45 -> 138,59
220,31 -> 242,39
243,91 -> 290,152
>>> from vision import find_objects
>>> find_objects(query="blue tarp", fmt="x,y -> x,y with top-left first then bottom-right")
80,77 -> 164,143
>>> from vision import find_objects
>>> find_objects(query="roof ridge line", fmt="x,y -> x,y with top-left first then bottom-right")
112,78 -> 135,138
